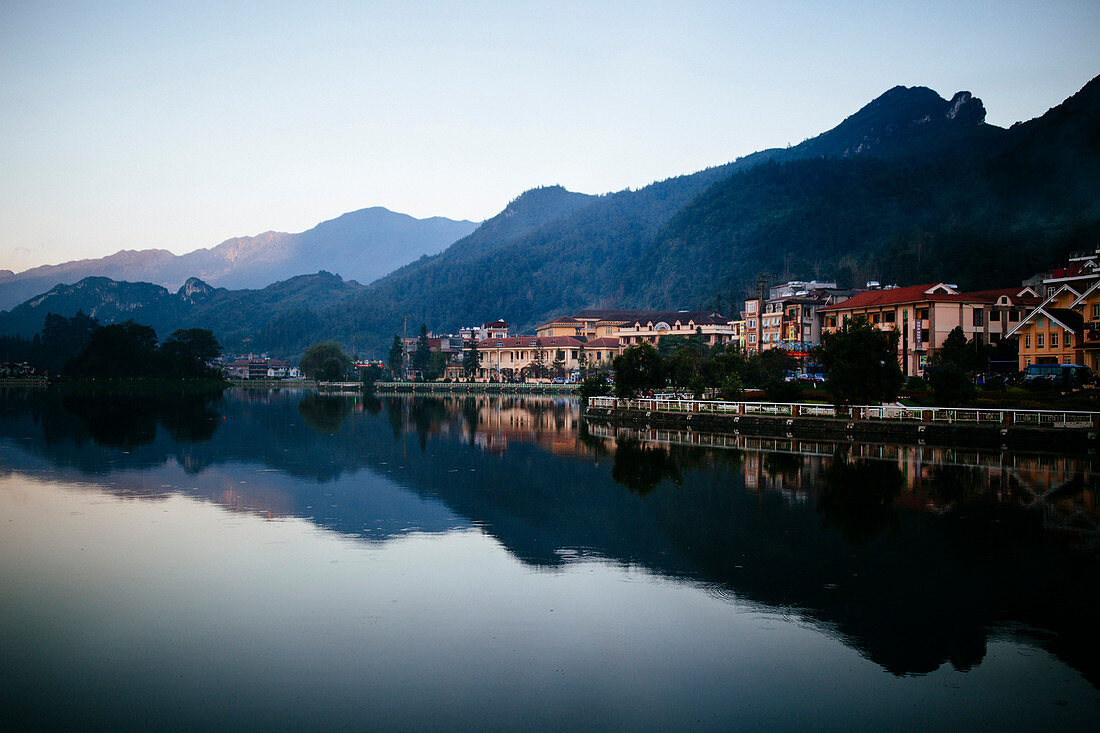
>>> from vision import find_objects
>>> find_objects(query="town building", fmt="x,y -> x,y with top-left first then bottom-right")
466,335 -> 586,382
819,283 -> 1038,376
1007,252 -> 1100,371
741,282 -> 858,354
224,357 -> 300,380
613,311 -> 738,348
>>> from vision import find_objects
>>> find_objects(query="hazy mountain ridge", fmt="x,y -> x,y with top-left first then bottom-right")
0,207 -> 478,310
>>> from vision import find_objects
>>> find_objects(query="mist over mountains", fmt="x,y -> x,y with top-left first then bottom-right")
0,208 -> 478,311
2,75 -> 1097,360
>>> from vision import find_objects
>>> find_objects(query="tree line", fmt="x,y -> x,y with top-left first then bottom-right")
0,311 -> 223,380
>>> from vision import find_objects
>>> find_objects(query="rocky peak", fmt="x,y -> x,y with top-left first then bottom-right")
177,277 -> 215,304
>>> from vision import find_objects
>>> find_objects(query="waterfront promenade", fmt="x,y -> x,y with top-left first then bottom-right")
586,396 -> 1100,450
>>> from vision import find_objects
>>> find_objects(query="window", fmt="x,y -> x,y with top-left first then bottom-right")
1037,334 -> 1044,348
1065,330 -> 1073,348
1009,310 -> 1019,322
746,301 -> 757,313
1025,334 -> 1031,348
748,334 -> 757,344
1093,303 -> 1100,320
990,309 -> 1000,322
748,319 -> 756,329
883,311 -> 895,323
973,309 -> 984,327
1047,286 -> 1056,297
917,309 -> 929,320
1050,332 -> 1058,348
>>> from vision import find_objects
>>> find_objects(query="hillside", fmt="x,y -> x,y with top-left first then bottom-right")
314,81 -> 1054,354
0,207 -> 478,310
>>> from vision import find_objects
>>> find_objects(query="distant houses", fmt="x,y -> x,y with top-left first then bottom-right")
223,356 -> 300,380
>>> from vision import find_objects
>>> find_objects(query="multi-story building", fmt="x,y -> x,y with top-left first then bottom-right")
1008,274 -> 1100,371
465,334 -> 586,381
741,283 -> 858,354
819,283 -> 1038,376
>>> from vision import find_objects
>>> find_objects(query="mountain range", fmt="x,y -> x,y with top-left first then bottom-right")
0,208 -> 478,311
1,73 -> 1097,360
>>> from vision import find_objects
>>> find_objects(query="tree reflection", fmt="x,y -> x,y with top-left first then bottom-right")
818,451 -> 904,545
297,394 -> 353,433
59,389 -> 223,447
611,437 -> 683,495
410,397 -> 448,451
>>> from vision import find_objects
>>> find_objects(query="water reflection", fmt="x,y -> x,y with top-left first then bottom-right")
1,388 -> 1098,689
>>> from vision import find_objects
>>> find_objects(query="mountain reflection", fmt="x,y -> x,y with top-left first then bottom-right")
1,387 -> 1098,686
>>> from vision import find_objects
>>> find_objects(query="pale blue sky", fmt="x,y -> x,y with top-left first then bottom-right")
1,0 -> 1097,272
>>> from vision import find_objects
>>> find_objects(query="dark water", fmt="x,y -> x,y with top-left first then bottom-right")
1,387 -> 1098,730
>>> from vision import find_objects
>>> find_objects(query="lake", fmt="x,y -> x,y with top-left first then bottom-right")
1,387 -> 1098,730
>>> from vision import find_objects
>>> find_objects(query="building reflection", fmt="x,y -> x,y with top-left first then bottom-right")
583,421 -> 1100,537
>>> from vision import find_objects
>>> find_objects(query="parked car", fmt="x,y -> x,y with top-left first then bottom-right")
1021,363 -> 1093,388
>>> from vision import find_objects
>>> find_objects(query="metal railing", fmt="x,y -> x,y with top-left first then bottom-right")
586,396 -> 1099,429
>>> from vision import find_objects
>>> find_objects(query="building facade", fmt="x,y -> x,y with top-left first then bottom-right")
819,283 -> 1038,376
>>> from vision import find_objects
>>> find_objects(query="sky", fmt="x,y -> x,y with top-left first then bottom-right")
1,0 -> 1098,273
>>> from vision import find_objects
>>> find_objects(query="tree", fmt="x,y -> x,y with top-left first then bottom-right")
411,324 -> 431,378
66,321 -> 161,378
299,342 -> 352,381
929,365 -> 976,406
39,311 -> 99,374
161,328 -> 222,377
388,335 -> 404,377
425,351 -> 447,381
463,340 -> 481,381
935,326 -> 973,371
612,343 -> 665,398
359,363 -> 385,391
818,318 -> 903,406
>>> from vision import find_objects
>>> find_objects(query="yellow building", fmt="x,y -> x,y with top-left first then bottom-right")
466,335 -> 586,381
613,311 -> 738,348
1007,280 -> 1100,371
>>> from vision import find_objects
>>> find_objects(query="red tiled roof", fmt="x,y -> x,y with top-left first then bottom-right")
819,284 -> 963,311
484,320 -> 509,328
538,316 -> 580,326
959,288 -> 1040,305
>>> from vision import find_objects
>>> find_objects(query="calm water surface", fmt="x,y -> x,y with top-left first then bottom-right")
1,388 -> 1098,730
